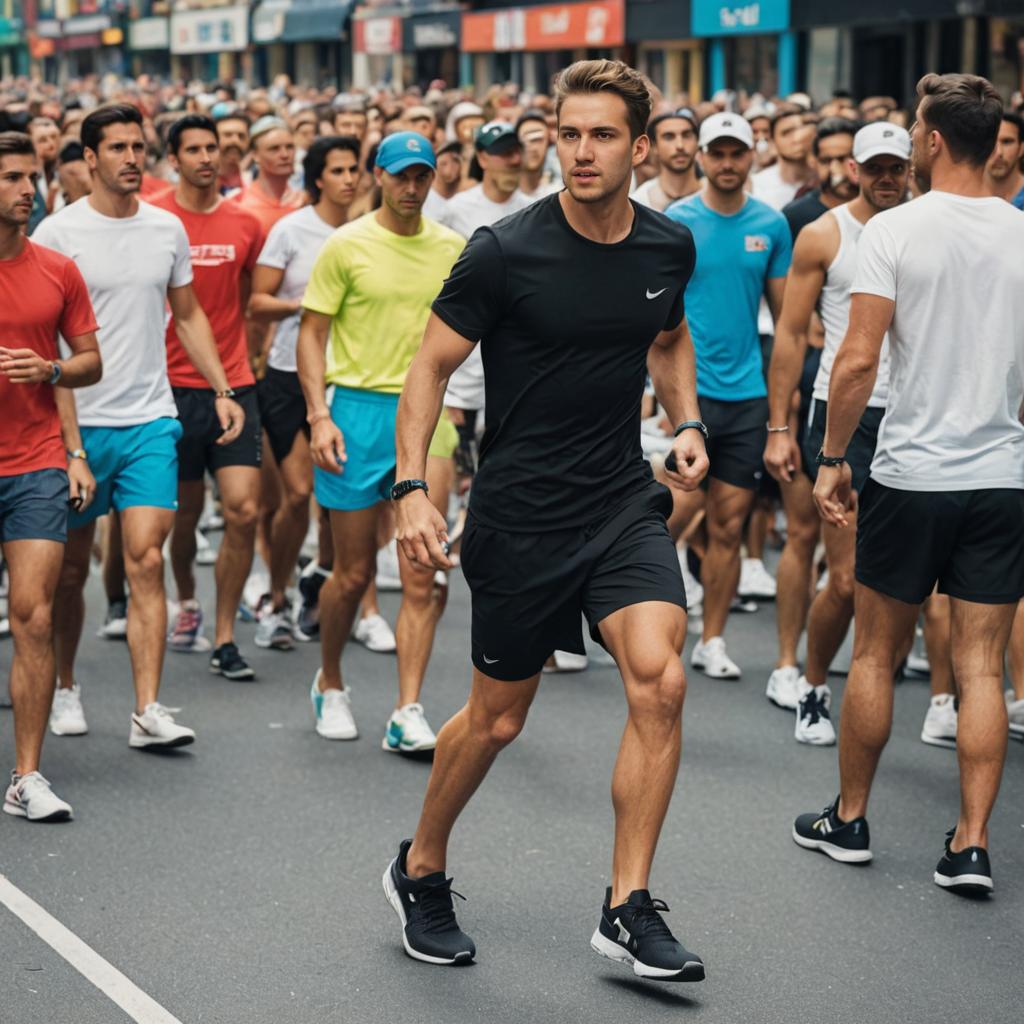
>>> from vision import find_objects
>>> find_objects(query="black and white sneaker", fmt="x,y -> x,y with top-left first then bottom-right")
934,828 -> 993,895
209,643 -> 256,681
383,839 -> 476,965
591,888 -> 705,982
793,798 -> 872,863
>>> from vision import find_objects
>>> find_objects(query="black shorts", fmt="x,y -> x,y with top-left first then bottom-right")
461,486 -> 686,681
0,468 -> 68,544
699,396 -> 768,492
452,407 -> 479,479
856,480 -> 1024,605
173,386 -> 262,482
803,398 -> 883,494
258,367 -> 308,465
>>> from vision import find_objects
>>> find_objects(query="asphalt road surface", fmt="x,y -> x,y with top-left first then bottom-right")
1,544 -> 1021,1024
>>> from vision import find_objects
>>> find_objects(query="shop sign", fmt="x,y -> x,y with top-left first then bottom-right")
130,17 -> 170,51
170,5 -> 249,54
354,15 -> 401,55
413,21 -> 457,49
691,0 -> 790,37
462,0 -> 624,53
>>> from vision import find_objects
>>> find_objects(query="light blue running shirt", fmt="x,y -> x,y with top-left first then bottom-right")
665,193 -> 792,401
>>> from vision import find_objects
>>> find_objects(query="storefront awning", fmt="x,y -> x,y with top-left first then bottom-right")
281,0 -> 354,43
253,0 -> 292,45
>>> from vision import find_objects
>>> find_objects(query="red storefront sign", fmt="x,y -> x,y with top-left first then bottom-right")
462,0 -> 624,53
354,15 -> 402,55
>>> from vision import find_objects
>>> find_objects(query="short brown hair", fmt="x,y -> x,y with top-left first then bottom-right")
0,131 -> 36,163
554,59 -> 651,141
916,73 -> 1002,167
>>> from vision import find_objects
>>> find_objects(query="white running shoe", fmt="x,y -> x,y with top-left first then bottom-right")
1006,690 -> 1024,738
766,665 -> 801,710
794,678 -> 836,745
195,528 -> 218,566
49,684 -> 88,736
691,636 -> 741,679
353,613 -> 397,653
3,771 -> 72,822
383,702 -> 437,753
677,547 -> 704,608
921,694 -> 957,749
905,652 -> 931,675
310,670 -> 358,740
255,609 -> 296,651
129,703 -> 196,749
376,539 -> 402,592
542,650 -> 589,673
686,603 -> 704,636
738,557 -> 777,600
240,569 -> 270,620
96,598 -> 128,640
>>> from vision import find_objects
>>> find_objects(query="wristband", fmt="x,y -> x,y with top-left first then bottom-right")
766,423 -> 789,434
50,360 -> 62,385
815,449 -> 846,467
673,419 -> 709,440
390,479 -> 429,501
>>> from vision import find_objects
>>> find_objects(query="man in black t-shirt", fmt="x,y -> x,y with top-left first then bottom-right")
381,60 -> 710,982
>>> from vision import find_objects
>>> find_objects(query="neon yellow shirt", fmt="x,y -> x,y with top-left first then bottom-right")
302,212 -> 465,394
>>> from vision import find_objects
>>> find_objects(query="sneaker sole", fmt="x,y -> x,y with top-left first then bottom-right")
590,929 -> 705,982
49,723 -> 88,736
4,800 -> 73,822
792,827 -> 872,863
1008,723 -> 1024,738
920,732 -> 957,749
699,666 -> 741,680
381,738 -> 436,753
209,665 -> 256,682
254,637 -> 294,651
766,689 -> 798,711
794,730 -> 836,746
933,871 -> 993,894
382,862 -> 475,965
129,734 -> 195,749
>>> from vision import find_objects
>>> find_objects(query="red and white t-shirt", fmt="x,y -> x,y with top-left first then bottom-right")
0,239 -> 97,477
151,193 -> 264,390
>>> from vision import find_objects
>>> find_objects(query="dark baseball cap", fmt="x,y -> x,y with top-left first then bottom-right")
647,107 -> 699,137
474,121 -> 520,154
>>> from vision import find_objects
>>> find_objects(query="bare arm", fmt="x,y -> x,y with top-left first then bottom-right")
246,265 -> 302,324
0,330 -> 101,388
295,308 -> 346,474
647,317 -> 709,492
764,275 -> 787,325
55,388 -> 96,511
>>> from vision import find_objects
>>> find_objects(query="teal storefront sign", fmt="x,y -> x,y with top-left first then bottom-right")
691,0 -> 789,37
0,16 -> 23,46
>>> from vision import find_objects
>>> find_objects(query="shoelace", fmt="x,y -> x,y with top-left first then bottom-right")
16,772 -> 52,799
146,703 -> 182,720
801,691 -> 826,726
415,877 -> 466,935
624,897 -> 676,941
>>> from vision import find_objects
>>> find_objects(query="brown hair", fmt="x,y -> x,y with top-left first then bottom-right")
554,60 -> 651,141
916,73 -> 1002,167
0,131 -> 35,162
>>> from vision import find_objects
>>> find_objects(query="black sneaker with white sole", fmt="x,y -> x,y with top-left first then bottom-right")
383,839 -> 476,965
934,828 -> 993,895
209,643 -> 256,682
793,798 -> 872,863
591,888 -> 705,983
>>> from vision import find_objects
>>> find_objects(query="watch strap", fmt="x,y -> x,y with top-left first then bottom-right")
815,448 -> 846,467
390,479 -> 429,501
673,419 -> 709,440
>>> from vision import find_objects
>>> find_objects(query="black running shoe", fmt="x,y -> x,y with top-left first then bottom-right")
209,643 -> 256,682
591,888 -> 705,982
383,839 -> 476,965
934,828 -> 993,895
793,797 -> 872,863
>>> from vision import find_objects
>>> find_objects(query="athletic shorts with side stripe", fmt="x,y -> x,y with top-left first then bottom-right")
460,484 -> 687,681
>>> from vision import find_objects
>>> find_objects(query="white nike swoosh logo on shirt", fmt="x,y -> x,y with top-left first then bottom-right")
482,655 -> 499,664
646,288 -> 668,299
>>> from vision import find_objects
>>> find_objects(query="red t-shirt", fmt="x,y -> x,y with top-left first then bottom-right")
151,193 -> 264,390
0,239 -> 98,477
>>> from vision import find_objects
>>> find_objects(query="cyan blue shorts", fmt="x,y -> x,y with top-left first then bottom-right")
70,418 -> 183,528
314,388 -> 399,513
0,468 -> 69,544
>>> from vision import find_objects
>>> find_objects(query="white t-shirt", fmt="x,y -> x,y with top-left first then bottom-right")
751,163 -> 801,212
34,197 -> 192,427
436,185 -> 532,411
853,190 -> 1024,491
520,178 -> 561,204
257,205 -> 336,373
422,188 -> 451,221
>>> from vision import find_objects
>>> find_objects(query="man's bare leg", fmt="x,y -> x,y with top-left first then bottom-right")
1006,600 -> 1024,701
948,598 -> 1015,851
405,668 -> 541,878
102,509 -> 126,605
774,475 -> 819,669
53,521 -> 97,690
702,479 -> 756,641
598,600 -> 687,906
269,433 -> 312,611
804,511 -> 858,685
6,540 -> 64,775
922,593 -> 955,698
169,480 -> 204,603
318,505 -> 378,690
212,465 -> 260,646
837,584 -> 920,821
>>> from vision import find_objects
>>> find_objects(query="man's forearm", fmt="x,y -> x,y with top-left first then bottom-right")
648,337 -> 700,428
178,315 -> 230,391
767,324 -> 806,427
248,294 -> 301,324
55,387 -> 84,451
56,348 -> 102,388
396,353 -> 449,481
824,346 -> 878,455
296,319 -> 330,418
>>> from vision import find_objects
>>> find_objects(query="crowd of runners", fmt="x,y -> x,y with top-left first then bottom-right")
1,62 -> 1024,982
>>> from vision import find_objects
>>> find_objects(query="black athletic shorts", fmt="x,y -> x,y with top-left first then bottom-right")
856,479 -> 1024,605
173,385 -> 262,481
258,367 -> 308,465
803,398 -> 884,494
698,395 -> 768,492
461,485 -> 686,681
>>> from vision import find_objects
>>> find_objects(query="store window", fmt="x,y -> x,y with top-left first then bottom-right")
726,34 -> 779,97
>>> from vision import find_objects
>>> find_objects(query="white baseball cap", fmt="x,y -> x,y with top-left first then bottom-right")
699,112 -> 754,151
853,122 -> 911,163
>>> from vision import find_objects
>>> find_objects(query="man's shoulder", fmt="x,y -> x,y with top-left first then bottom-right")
743,194 -> 789,229
634,198 -> 695,248
420,216 -> 466,252
24,237 -> 76,275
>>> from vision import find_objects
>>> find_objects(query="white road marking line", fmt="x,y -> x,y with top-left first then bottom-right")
0,873 -> 183,1024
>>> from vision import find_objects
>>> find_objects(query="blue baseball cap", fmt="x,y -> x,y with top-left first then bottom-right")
375,131 -> 436,174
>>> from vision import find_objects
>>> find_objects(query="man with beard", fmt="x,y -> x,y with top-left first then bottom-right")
384,60 -> 708,979
984,112 -> 1024,208
765,123 -> 911,739
632,108 -> 700,212
214,110 -> 251,195
516,108 -> 560,202
793,75 -> 1024,895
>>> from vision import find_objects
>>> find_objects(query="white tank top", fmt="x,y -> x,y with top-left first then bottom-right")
813,204 -> 890,407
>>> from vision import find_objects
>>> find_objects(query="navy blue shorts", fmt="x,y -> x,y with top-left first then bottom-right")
0,468 -> 69,544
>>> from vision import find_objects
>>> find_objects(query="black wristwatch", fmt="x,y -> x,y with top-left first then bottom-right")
815,449 -> 846,468
674,419 -> 710,440
390,479 -> 429,501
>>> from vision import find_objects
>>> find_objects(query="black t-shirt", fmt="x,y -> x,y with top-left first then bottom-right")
432,193 -> 696,533
783,188 -> 828,242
